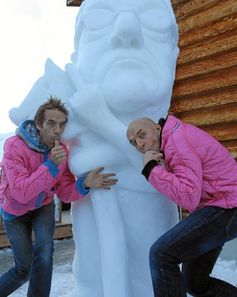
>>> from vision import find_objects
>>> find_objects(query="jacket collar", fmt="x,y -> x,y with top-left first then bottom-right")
160,115 -> 181,152
158,117 -> 166,150
16,120 -> 50,153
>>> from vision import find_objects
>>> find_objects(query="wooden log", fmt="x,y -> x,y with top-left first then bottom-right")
200,122 -> 237,141
221,140 -> 237,159
173,0 -> 237,32
179,14 -> 237,47
177,29 -> 237,65
172,0 -> 218,17
171,86 -> 237,113
176,49 -> 237,80
0,224 -> 72,248
67,0 -> 83,6
173,66 -> 237,97
176,102 -> 237,126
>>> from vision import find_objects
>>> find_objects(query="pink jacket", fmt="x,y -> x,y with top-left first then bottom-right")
0,125 -> 88,217
143,115 -> 237,213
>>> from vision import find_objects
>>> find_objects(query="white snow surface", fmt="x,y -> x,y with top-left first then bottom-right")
0,239 -> 236,297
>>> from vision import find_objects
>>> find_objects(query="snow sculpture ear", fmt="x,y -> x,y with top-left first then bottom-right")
45,58 -> 63,77
9,58 -> 75,126
162,0 -> 179,51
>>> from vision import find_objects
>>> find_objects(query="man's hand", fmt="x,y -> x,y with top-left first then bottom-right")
84,167 -> 118,190
50,140 -> 67,166
143,151 -> 163,167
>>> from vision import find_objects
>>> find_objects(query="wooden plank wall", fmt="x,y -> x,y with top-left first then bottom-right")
66,0 -> 83,6
170,0 -> 237,159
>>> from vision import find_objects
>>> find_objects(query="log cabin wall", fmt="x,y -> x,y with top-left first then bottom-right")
170,0 -> 237,159
66,0 -> 83,6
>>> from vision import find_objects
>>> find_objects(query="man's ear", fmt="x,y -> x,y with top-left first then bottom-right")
35,121 -> 41,130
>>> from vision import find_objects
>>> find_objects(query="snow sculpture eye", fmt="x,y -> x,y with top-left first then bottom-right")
140,9 -> 172,33
82,9 -> 114,31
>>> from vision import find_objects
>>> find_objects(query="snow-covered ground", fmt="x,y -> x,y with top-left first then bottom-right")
0,238 -> 236,297
0,239 -> 77,297
14,262 -> 77,297
9,258 -> 237,297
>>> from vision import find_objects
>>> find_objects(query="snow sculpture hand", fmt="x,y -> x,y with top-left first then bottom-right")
65,63 -> 142,170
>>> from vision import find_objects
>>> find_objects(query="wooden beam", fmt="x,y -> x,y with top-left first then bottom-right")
0,224 -> 72,248
0,211 -> 72,248
66,0 -> 83,6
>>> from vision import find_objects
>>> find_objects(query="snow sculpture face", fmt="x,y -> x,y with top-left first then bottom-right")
73,0 -> 179,117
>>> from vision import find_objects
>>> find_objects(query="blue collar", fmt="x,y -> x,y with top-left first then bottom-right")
16,120 -> 50,153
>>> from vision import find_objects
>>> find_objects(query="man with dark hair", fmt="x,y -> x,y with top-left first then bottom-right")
0,97 -> 117,297
34,95 -> 69,127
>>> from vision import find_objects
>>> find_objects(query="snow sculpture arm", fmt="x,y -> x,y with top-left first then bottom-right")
65,63 -> 142,170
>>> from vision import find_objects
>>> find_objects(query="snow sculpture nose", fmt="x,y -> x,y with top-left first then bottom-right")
110,11 -> 144,49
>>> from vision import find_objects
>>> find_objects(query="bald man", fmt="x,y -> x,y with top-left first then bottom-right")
127,114 -> 237,297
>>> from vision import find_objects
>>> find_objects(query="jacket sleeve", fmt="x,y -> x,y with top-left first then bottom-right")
144,134 -> 203,213
55,162 -> 89,203
4,141 -> 59,204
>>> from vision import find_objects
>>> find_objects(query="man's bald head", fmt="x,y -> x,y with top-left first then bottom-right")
127,117 -> 161,153
127,117 -> 156,139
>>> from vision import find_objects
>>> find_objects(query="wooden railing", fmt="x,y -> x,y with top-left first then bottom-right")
66,0 -> 83,6
0,199 -> 72,248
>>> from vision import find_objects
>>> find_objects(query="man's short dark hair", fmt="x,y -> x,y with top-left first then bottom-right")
34,96 -> 68,127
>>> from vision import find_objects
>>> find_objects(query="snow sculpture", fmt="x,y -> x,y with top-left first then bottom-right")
9,0 -> 180,296
9,59 -> 75,126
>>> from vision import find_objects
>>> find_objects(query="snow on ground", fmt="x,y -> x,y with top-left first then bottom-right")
0,238 -> 236,297
9,263 -> 76,297
0,239 -> 77,297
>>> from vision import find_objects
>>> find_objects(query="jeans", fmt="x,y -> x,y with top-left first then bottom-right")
0,202 -> 55,297
149,206 -> 237,297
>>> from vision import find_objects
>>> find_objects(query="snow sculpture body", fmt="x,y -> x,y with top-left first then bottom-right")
9,0 -> 180,296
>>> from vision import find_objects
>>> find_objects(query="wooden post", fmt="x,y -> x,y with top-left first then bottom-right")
66,0 -> 83,7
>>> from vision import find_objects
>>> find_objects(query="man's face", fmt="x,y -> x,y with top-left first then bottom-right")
74,0 -> 179,115
36,109 -> 67,148
127,119 -> 161,154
